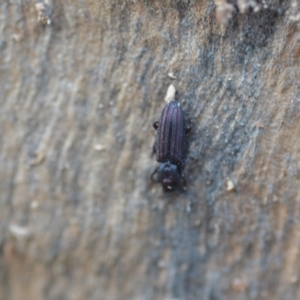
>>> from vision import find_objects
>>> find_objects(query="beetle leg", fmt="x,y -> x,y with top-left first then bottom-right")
185,118 -> 192,134
178,167 -> 187,190
152,143 -> 156,155
180,174 -> 187,190
153,121 -> 159,130
151,167 -> 159,183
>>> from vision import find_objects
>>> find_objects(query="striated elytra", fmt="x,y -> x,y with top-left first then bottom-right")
152,100 -> 191,191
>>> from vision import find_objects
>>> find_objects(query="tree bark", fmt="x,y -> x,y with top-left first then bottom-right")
1,0 -> 300,299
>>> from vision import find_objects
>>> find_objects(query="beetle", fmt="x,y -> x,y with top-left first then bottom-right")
152,99 -> 191,191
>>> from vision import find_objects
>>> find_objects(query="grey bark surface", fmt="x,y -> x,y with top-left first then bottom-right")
1,0 -> 300,299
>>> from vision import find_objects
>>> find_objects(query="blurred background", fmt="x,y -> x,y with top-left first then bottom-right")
1,0 -> 300,299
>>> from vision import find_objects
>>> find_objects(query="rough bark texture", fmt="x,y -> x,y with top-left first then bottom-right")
1,0 -> 300,299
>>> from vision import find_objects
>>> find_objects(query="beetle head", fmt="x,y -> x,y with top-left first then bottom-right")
157,162 -> 180,191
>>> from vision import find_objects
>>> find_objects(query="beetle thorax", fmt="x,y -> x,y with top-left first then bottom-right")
157,162 -> 180,190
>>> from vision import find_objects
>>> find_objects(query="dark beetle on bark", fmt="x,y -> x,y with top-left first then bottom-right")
152,97 -> 191,191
